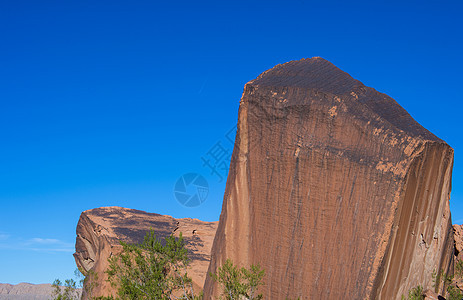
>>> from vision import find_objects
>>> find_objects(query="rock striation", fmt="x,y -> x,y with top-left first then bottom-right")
203,57 -> 454,299
74,206 -> 218,299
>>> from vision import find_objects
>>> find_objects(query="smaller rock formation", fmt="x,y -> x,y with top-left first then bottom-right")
74,206 -> 218,299
453,224 -> 463,294
423,289 -> 443,300
454,224 -> 463,261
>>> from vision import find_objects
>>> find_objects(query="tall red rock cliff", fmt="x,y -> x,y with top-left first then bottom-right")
74,207 -> 218,299
203,57 -> 454,299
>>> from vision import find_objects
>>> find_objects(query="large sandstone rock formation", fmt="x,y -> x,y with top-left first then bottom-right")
74,206 -> 218,299
203,57 -> 454,299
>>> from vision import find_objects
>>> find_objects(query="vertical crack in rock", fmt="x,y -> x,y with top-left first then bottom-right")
203,57 -> 454,299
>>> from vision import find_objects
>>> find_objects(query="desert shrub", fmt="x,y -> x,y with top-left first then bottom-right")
432,268 -> 463,300
106,229 -> 200,300
81,269 -> 100,299
401,285 -> 424,300
432,269 -> 453,291
446,285 -> 463,300
455,259 -> 463,279
209,258 -> 265,300
51,278 -> 81,300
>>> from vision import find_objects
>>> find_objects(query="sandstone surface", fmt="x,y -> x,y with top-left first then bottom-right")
423,289 -> 443,300
203,57 -> 455,299
74,206 -> 218,299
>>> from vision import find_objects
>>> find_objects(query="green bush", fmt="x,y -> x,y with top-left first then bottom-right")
431,267 -> 463,300
455,259 -> 463,279
51,278 -> 81,300
405,285 -> 424,300
446,285 -> 463,300
106,230 -> 200,300
209,258 -> 265,300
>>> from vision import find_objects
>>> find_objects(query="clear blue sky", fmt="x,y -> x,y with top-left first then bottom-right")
0,0 -> 462,285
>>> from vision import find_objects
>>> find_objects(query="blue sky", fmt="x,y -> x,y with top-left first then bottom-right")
0,0 -> 462,284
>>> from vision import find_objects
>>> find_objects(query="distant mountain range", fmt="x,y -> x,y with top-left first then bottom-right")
0,282 -> 81,299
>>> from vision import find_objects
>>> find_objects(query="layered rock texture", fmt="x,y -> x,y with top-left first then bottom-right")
204,57 -> 455,299
74,207 -> 218,299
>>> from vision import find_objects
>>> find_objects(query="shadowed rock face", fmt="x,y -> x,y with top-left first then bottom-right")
203,57 -> 454,299
74,206 -> 218,299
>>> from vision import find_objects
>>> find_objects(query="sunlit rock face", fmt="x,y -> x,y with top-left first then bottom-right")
203,57 -> 454,300
74,206 -> 218,299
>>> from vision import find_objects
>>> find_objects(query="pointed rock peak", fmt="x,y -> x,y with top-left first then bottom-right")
250,57 -> 363,95
247,57 -> 442,142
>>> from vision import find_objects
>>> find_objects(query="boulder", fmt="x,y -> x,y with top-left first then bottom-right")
423,289 -> 443,300
203,57 -> 455,299
454,224 -> 463,260
74,206 -> 217,299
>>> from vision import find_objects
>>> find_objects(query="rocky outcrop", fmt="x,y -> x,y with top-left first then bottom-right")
454,224 -> 463,261
0,282 -> 79,299
423,289 -> 443,300
453,224 -> 463,293
74,206 -> 218,299
203,57 -> 454,299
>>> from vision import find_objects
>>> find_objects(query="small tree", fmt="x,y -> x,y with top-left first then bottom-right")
106,229 -> 200,300
455,259 -> 463,279
432,267 -> 463,300
401,285 -> 424,300
210,258 -> 265,300
51,278 -> 81,300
